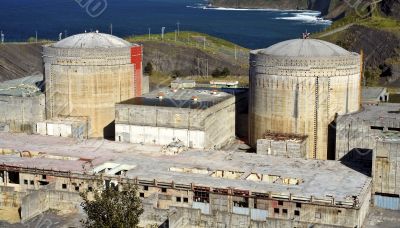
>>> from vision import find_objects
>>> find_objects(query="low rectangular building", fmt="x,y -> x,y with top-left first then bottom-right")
36,117 -> 88,139
0,133 -> 372,227
115,89 -> 236,149
257,133 -> 307,158
0,75 -> 45,133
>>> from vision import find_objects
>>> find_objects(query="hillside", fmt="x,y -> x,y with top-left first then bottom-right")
126,31 -> 249,79
0,32 -> 249,86
0,43 -> 43,82
315,1 -> 400,87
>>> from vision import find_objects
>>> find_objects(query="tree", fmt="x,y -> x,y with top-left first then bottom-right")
221,67 -> 230,77
144,62 -> 153,76
80,184 -> 144,228
171,70 -> 183,79
211,67 -> 230,77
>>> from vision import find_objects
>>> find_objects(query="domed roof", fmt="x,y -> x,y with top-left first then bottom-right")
257,39 -> 352,57
52,32 -> 131,49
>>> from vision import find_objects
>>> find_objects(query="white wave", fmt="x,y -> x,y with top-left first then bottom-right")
276,12 -> 331,24
186,5 -> 314,12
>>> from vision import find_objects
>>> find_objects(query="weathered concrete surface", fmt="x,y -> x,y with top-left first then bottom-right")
249,39 -> 361,160
115,89 -> 236,149
43,35 -> 139,138
0,94 -> 45,133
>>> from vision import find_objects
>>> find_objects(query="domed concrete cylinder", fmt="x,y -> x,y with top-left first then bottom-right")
249,39 -> 361,160
43,32 -> 142,138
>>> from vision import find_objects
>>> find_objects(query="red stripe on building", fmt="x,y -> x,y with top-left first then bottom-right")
131,45 -> 143,97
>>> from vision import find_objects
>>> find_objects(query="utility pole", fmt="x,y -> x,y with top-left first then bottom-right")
0,31 -> 4,44
203,37 -> 206,49
161,27 -> 165,40
59,32 -> 62,41
110,23 -> 113,35
234,45 -> 237,60
64,30 -> 68,38
176,21 -> 180,36
35,30 -> 38,43
148,28 -> 151,40
174,30 -> 177,42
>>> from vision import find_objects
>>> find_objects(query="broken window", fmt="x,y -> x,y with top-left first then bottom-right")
62,184 -> 67,189
274,208 -> 279,214
183,197 -> 188,203
161,188 -> 167,193
143,186 -> 149,191
39,181 -> 49,186
88,186 -> 93,192
42,175 -> 46,179
194,187 -> 210,203
140,193 -> 144,198
294,210 -> 300,216
176,197 -> 181,202
75,186 -> 79,191
370,126 -> 384,130
30,180 -> 34,185
8,171 -> 19,184
282,209 -> 288,214
296,202 -> 301,208
278,201 -> 283,206
24,180 -> 28,185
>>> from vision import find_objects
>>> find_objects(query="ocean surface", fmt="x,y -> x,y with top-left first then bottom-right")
0,0 -> 331,49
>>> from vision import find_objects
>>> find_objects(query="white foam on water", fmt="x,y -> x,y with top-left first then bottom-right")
276,12 -> 332,24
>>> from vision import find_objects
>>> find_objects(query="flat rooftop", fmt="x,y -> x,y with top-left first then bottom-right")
0,133 -> 370,205
119,88 -> 233,109
362,87 -> 387,102
338,103 -> 400,122
0,74 -> 43,97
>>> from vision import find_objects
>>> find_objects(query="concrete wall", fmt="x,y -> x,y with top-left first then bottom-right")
21,190 -> 81,222
43,46 -> 136,138
115,96 -> 235,149
0,94 -> 45,133
249,53 -> 361,160
36,119 -> 88,139
257,138 -> 307,158
373,140 -> 400,195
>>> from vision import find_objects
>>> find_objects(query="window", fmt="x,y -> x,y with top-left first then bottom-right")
176,197 -> 181,202
183,197 -> 188,203
278,201 -> 283,206
315,212 -> 321,219
88,186 -> 93,192
161,188 -> 167,193
337,210 -> 342,214
62,184 -> 67,189
371,126 -> 384,130
274,208 -> 279,214
30,180 -> 34,185
75,186 -> 79,192
296,202 -> 301,208
143,186 -> 148,191
294,210 -> 300,216
42,175 -> 46,179
194,189 -> 210,203
24,180 -> 28,185
140,193 -> 144,198
282,209 -> 288,214
8,171 -> 19,184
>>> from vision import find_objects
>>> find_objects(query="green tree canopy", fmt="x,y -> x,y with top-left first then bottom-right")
80,184 -> 144,228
